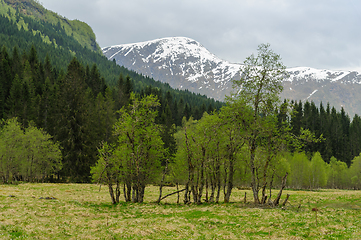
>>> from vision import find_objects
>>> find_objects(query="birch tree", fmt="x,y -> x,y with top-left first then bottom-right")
229,43 -> 288,204
92,93 -> 165,203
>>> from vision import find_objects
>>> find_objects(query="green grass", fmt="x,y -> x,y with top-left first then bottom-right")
0,184 -> 360,239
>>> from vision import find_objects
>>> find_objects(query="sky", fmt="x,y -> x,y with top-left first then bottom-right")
39,0 -> 361,71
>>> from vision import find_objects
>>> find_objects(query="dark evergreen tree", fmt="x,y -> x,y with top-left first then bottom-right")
340,107 -> 351,165
54,57 -> 94,182
184,103 -> 190,121
290,100 -> 302,136
160,103 -> 177,162
350,114 -> 361,161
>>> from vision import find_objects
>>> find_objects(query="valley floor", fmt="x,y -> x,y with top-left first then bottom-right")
0,184 -> 360,239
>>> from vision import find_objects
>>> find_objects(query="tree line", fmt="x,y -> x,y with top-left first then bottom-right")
290,99 -> 360,166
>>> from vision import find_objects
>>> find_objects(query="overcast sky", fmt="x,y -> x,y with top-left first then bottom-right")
40,0 -> 361,71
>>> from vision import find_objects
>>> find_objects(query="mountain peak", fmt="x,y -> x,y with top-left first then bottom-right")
103,37 -> 361,116
104,37 -> 222,65
103,37 -> 241,98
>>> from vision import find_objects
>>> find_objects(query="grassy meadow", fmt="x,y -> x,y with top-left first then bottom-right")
0,184 -> 360,239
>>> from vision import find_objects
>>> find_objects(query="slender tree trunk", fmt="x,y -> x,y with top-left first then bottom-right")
184,182 -> 190,204
158,188 -> 186,202
115,181 -> 120,203
108,183 -> 116,204
273,172 -> 288,206
124,182 -> 132,202
223,159 -> 228,200
250,142 -> 260,204
191,184 -> 198,203
138,184 -> 145,203
224,153 -> 235,203
205,177 -> 209,202
196,159 -> 205,204
123,184 -> 127,202
157,160 -> 168,204
268,173 -> 274,204
216,164 -> 221,203
184,125 -> 193,204
176,183 -> 180,204
209,177 -> 215,203
261,157 -> 271,204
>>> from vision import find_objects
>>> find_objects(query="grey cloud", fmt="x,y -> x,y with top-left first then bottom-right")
40,0 -> 361,71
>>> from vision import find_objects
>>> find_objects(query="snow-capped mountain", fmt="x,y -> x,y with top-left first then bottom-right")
102,37 -> 361,116
102,37 -> 241,99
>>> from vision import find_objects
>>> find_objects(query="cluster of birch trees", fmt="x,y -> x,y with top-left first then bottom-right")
92,44 -> 361,205
0,118 -> 62,182
92,44 -> 298,204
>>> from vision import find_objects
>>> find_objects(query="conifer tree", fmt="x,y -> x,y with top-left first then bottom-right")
55,57 -> 94,182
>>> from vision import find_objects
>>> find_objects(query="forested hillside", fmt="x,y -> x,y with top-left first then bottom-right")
0,1 -> 222,110
0,0 -> 223,182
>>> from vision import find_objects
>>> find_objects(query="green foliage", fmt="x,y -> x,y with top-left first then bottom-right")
0,118 -> 62,182
349,154 -> 361,189
309,152 -> 327,189
328,156 -> 348,189
1,0 -> 101,53
92,93 -> 166,203
290,100 -> 355,166
230,43 -> 287,114
288,152 -> 310,189
228,43 -> 289,204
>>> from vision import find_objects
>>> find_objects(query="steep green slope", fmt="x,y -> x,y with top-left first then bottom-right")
1,0 -> 101,53
0,0 -> 223,116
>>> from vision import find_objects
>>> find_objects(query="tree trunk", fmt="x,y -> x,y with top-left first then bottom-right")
184,182 -> 190,204
196,160 -> 205,204
158,188 -> 187,202
261,157 -> 271,204
250,146 -> 260,204
205,177 -> 209,202
108,183 -> 116,204
216,166 -> 221,203
224,158 -> 234,203
273,172 -> 288,206
124,182 -> 132,202
138,185 -> 145,203
268,170 -> 276,205
157,160 -> 168,204
209,178 -> 215,203
282,194 -> 290,206
115,182 -> 120,203
177,183 -> 180,204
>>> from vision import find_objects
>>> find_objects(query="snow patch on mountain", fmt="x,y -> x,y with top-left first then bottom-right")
287,67 -> 361,84
102,37 -> 361,117
102,37 -> 242,98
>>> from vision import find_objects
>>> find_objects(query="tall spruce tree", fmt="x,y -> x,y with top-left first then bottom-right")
54,57 -> 94,182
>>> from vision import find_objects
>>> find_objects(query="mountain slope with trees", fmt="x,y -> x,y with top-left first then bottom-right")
0,0 -> 223,182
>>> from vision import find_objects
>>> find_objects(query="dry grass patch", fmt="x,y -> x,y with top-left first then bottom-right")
0,184 -> 360,239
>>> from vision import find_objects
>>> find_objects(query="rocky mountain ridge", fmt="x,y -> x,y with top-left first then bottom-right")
103,37 -> 361,116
